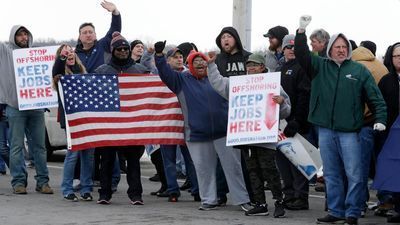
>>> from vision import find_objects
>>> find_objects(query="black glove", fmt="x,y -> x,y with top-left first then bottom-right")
283,120 -> 300,137
154,41 -> 166,54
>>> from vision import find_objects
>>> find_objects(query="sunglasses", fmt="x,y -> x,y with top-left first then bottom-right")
115,47 -> 129,52
284,45 -> 294,50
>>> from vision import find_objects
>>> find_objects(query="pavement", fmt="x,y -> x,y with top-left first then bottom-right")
0,150 -> 391,225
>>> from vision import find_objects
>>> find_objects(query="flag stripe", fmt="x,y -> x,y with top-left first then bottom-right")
120,92 -> 177,101
120,96 -> 179,106
73,138 -> 186,150
119,81 -> 165,88
120,102 -> 181,112
68,114 -> 184,126
66,108 -> 182,120
71,126 -> 184,139
72,132 -> 184,145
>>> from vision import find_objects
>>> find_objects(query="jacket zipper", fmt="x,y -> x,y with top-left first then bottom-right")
331,66 -> 341,128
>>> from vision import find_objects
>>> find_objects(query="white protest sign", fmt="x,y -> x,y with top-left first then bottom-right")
13,46 -> 59,110
277,120 -> 322,180
226,72 -> 280,146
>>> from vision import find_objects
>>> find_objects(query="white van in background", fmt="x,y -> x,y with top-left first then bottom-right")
44,108 -> 67,158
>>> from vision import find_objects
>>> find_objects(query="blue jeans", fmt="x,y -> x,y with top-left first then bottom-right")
61,148 -> 94,196
6,106 -> 49,188
318,127 -> 363,218
0,119 -> 9,169
160,145 -> 199,195
359,126 -> 375,206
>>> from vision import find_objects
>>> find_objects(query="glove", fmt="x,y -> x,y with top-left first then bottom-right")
299,15 -> 312,30
283,120 -> 300,137
373,123 -> 386,131
154,41 -> 166,54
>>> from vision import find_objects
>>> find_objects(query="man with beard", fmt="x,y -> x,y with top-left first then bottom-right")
95,32 -> 149,205
0,26 -> 53,195
214,26 -> 253,209
264,25 -> 289,72
154,41 -> 251,211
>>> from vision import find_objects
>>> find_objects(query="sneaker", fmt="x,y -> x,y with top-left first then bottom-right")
245,204 -> 269,216
273,200 -> 286,218
13,186 -> 27,194
150,187 -> 166,196
168,193 -> 179,202
217,195 -> 227,207
388,213 -> 400,223
157,190 -> 169,197
97,196 -> 111,205
179,179 -> 191,191
130,199 -> 144,205
285,198 -> 309,210
149,174 -> 160,182
64,193 -> 79,202
344,217 -> 358,225
199,203 -> 218,211
35,184 -> 54,194
316,214 -> 345,224
240,202 -> 254,212
80,193 -> 93,201
193,193 -> 201,202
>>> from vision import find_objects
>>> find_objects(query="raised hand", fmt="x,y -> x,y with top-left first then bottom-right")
154,41 -> 166,54
299,15 -> 312,30
207,51 -> 217,64
101,0 -> 119,15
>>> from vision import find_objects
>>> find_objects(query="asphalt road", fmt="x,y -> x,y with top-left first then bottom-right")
0,150 -> 390,225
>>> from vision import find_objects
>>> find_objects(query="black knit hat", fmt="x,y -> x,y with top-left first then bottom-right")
130,40 -> 144,51
110,32 -> 130,53
360,40 -> 377,56
263,26 -> 289,46
177,42 -> 198,62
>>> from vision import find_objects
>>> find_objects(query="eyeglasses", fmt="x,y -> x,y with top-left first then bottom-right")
115,47 -> 129,52
192,59 -> 206,66
392,55 -> 400,59
284,45 -> 294,50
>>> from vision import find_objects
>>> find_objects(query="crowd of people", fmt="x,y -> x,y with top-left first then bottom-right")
0,1 -> 399,224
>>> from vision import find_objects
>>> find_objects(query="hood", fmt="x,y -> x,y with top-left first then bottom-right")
351,46 -> 375,62
9,25 -> 33,48
384,42 -> 400,73
216,26 -> 245,52
326,33 -> 352,61
187,50 -> 208,79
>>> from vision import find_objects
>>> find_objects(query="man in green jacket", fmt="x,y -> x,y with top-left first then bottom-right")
294,16 -> 387,225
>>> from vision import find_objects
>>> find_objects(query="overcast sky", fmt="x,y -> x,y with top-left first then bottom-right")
1,0 -> 399,55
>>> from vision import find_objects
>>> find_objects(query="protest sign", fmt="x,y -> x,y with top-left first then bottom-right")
13,46 -> 59,110
226,72 -> 280,146
277,120 -> 322,180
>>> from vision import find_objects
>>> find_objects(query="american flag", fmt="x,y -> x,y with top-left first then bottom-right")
59,73 -> 185,151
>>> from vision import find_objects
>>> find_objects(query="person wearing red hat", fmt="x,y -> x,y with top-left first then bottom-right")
154,41 -> 251,211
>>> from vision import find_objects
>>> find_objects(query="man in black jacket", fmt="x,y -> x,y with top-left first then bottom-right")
275,34 -> 312,211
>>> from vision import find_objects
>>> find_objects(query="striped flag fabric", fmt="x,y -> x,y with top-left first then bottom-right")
59,73 -> 185,151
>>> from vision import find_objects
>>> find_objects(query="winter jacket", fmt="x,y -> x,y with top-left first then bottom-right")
75,14 -> 121,73
0,25 -> 33,108
279,59 -> 311,134
352,46 -> 389,125
378,72 -> 399,131
155,55 -> 229,142
215,27 -> 252,77
95,57 -> 149,75
265,50 -> 284,72
294,31 -> 387,132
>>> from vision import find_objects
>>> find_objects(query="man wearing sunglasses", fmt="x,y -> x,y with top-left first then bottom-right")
274,34 -> 312,211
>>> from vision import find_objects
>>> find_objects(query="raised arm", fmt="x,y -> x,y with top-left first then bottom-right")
294,15 -> 316,79
101,1 -> 122,48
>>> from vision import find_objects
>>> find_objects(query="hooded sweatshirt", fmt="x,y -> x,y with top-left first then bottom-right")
294,31 -> 386,132
215,27 -> 252,77
378,42 -> 400,130
0,25 -> 33,108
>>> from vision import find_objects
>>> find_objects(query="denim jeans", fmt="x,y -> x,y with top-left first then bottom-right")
6,106 -> 49,188
61,148 -> 94,196
0,119 -> 9,168
160,145 -> 199,195
359,126 -> 375,206
318,127 -> 363,218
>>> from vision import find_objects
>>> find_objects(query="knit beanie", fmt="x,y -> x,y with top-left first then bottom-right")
177,42 -> 198,63
110,31 -> 130,53
186,50 -> 208,79
130,39 -> 144,51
